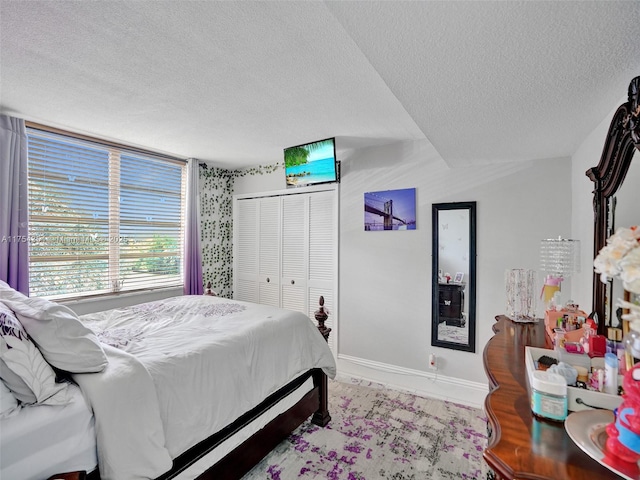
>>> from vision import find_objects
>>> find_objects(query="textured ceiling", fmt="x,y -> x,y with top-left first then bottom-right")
1,1 -> 638,168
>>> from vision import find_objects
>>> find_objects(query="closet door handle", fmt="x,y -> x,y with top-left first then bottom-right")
291,280 -> 295,285
266,277 -> 270,283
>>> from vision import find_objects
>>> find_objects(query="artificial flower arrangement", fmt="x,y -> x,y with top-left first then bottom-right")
594,225 -> 640,328
594,226 -> 640,464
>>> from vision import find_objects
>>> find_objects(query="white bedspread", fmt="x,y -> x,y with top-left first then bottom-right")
0,383 -> 97,480
72,345 -> 172,480
77,295 -> 336,480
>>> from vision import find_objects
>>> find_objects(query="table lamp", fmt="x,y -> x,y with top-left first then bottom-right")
540,237 -> 581,309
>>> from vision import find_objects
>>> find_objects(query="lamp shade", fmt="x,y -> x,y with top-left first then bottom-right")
540,237 -> 581,277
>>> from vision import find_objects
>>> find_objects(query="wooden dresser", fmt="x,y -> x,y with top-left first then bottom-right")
483,315 -> 620,479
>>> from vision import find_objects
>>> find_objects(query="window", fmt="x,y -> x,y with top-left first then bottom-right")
27,127 -> 186,299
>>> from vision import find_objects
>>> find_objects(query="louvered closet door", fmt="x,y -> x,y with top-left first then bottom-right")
281,194 -> 308,313
307,190 -> 336,351
234,199 -> 259,303
234,188 -> 337,353
258,197 -> 281,307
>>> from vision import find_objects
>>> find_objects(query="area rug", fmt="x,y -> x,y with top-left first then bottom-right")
437,324 -> 469,344
242,379 -> 488,479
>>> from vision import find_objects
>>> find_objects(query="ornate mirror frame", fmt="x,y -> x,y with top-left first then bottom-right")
587,76 -> 640,335
431,201 -> 477,352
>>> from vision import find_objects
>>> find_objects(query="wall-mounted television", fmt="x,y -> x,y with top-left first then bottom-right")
284,137 -> 339,188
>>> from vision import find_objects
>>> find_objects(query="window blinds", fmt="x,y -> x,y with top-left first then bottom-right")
27,128 -> 186,299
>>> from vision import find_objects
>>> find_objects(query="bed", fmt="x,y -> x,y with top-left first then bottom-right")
0,282 -> 336,480
0,382 -> 97,480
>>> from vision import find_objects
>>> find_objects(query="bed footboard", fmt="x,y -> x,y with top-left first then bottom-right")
82,368 -> 330,480
153,368 -> 329,480
311,368 -> 331,427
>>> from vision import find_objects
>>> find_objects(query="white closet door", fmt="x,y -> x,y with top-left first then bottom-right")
308,190 -> 336,351
233,187 -> 338,355
234,199 -> 259,303
308,190 -> 335,285
281,194 -> 307,313
258,197 -> 281,307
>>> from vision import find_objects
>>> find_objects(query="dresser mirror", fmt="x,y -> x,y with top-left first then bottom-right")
431,202 -> 476,352
588,76 -> 640,334
607,153 -> 639,327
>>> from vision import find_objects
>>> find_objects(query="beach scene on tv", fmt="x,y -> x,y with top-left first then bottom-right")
284,138 -> 337,187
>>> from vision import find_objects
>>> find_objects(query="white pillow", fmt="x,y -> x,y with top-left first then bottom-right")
0,282 -> 108,373
0,301 -> 69,405
0,380 -> 19,418
0,357 -> 35,403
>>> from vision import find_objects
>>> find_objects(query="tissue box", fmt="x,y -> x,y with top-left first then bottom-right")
525,346 -> 622,412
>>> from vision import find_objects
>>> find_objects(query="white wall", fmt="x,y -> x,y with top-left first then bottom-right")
234,169 -> 284,195
337,140 -> 571,405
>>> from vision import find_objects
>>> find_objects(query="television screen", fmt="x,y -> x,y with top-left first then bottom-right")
284,137 -> 338,188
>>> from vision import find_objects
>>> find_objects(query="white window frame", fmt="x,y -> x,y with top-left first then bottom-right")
26,125 -> 186,300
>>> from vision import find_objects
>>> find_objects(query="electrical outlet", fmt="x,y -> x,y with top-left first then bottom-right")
429,353 -> 437,370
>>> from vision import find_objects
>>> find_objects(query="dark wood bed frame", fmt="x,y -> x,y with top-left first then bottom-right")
156,368 -> 330,480
49,309 -> 332,480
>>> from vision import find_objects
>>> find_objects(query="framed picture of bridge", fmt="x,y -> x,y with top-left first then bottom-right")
364,187 -> 416,231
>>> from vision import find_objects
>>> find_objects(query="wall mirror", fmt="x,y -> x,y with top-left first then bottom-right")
588,76 -> 640,335
431,202 -> 476,352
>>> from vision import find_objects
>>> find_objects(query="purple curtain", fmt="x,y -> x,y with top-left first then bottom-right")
183,158 -> 203,295
0,115 -> 29,294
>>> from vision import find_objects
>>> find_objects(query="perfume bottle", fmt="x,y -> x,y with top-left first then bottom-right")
580,326 -> 594,355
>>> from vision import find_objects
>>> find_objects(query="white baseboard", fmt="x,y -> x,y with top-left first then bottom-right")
336,354 -> 488,410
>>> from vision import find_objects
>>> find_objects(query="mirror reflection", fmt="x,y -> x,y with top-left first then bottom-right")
431,202 -> 476,352
608,151 -> 639,326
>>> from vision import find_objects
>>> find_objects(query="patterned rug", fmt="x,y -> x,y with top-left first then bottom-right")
437,324 -> 469,344
242,379 -> 488,479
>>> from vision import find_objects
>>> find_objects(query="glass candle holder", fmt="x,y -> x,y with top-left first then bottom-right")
505,268 -> 537,322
